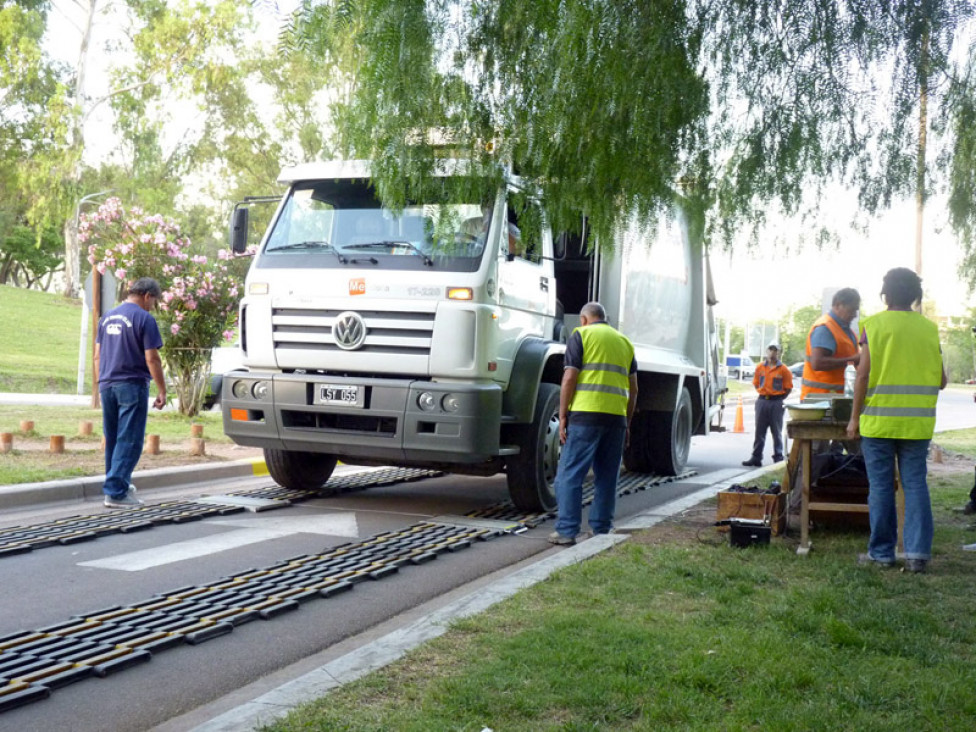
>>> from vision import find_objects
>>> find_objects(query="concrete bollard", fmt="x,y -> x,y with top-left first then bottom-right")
0,433 -> 12,454
146,434 -> 161,455
49,435 -> 65,454
932,445 -> 944,464
190,423 -> 204,438
19,420 -> 34,434
189,437 -> 206,457
79,420 -> 94,437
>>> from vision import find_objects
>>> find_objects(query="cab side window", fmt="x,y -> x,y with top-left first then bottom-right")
506,200 -> 541,264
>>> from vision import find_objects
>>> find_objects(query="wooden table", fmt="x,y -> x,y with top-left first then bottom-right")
785,419 -> 903,555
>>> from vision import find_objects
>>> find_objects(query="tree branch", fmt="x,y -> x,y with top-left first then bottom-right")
82,74 -> 160,125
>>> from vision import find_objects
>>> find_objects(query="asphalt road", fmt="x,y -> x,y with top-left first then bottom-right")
0,388 -> 972,731
0,470 -> 742,730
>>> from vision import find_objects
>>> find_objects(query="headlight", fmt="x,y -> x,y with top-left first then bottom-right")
441,393 -> 461,412
232,380 -> 251,400
417,392 -> 437,411
252,381 -> 269,399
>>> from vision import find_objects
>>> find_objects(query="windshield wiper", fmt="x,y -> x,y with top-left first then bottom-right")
266,240 -> 352,264
344,241 -> 434,267
268,240 -> 335,251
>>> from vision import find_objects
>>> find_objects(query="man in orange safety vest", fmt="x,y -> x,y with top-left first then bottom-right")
800,288 -> 861,401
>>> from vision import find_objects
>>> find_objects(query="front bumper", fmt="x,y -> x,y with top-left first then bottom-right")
221,371 -> 502,463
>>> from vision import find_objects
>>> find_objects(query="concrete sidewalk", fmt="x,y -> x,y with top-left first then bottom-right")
0,456 -> 269,510
0,393 -> 93,407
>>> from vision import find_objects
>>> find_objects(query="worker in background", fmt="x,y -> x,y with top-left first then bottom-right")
801,288 -> 861,400
742,342 -> 793,467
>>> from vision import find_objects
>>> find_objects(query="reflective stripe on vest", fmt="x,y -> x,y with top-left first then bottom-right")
570,323 -> 635,416
800,312 -> 858,400
859,311 -> 942,440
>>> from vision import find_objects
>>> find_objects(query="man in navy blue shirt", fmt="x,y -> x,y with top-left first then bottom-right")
95,277 -> 167,507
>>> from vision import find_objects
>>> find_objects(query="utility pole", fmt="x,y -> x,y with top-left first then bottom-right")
74,190 -> 113,405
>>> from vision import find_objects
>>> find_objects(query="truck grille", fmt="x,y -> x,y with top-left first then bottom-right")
271,307 -> 435,356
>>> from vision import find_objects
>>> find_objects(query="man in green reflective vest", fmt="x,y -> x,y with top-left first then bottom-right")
549,302 -> 638,545
847,268 -> 947,573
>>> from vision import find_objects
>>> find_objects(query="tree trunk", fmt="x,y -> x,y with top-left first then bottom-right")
62,0 -> 99,298
915,26 -> 929,279
63,217 -> 81,299
0,252 -> 13,284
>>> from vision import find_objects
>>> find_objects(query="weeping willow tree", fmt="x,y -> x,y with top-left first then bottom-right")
948,48 -> 976,286
283,0 -> 707,247
281,0 -> 976,269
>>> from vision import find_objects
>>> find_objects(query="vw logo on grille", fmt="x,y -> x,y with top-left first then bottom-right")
333,311 -> 367,350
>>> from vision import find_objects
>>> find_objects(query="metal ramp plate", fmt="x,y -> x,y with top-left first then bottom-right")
191,495 -> 290,512
427,515 -> 526,534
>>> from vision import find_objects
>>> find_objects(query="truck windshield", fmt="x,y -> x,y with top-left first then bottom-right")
260,179 -> 492,273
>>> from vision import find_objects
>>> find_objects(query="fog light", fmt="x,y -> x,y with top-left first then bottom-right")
418,392 -> 438,411
252,381 -> 269,399
442,393 -> 461,412
232,380 -> 251,400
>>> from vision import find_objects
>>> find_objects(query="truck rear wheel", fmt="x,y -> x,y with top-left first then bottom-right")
506,383 -> 561,512
264,448 -> 338,491
624,388 -> 693,475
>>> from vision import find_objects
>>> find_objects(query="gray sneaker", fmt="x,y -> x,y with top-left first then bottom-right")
904,559 -> 928,574
857,553 -> 895,568
547,531 -> 576,546
104,489 -> 144,508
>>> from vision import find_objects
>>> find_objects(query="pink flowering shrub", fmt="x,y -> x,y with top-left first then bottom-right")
81,198 -> 253,416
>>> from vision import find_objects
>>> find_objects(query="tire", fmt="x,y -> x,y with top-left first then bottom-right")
264,448 -> 338,491
506,383 -> 561,512
624,387 -> 693,475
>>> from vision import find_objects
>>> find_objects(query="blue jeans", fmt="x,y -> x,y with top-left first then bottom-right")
101,381 -> 150,499
553,421 -> 627,537
861,436 -> 933,561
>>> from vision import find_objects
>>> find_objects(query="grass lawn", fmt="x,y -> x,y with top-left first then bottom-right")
0,404 -> 228,444
724,377 -> 752,397
0,284 -> 86,393
0,405 -> 232,484
263,445 -> 976,731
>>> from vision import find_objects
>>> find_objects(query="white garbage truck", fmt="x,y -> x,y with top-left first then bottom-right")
222,160 -> 725,511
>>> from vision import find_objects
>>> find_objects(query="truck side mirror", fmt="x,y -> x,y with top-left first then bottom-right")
230,206 -> 249,254
553,232 -> 567,260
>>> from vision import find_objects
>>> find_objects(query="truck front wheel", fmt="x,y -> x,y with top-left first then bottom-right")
624,388 -> 693,475
264,449 -> 338,491
506,383 -> 561,512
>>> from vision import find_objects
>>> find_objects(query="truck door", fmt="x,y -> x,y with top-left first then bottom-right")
496,193 -> 556,341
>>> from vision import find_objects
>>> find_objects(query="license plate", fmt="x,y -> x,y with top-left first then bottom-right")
318,384 -> 365,408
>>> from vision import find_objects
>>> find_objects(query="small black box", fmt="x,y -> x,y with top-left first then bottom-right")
729,521 -> 771,548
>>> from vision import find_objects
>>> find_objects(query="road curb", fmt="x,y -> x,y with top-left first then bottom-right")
0,457 -> 269,510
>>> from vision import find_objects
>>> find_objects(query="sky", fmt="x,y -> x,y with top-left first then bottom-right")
714,196 -> 973,323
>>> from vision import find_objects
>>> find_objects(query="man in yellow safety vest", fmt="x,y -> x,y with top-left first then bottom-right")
548,302 -> 638,545
847,268 -> 946,573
